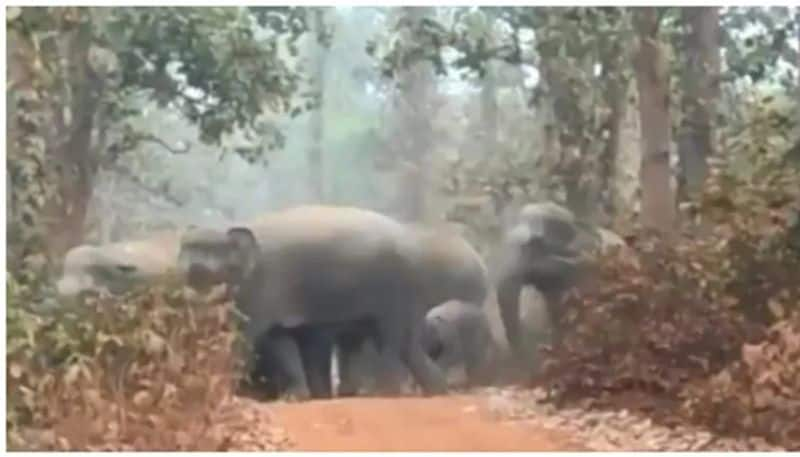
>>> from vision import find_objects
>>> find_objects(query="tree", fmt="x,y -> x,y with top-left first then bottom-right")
307,7 -> 330,201
6,7 -> 311,260
633,7 -> 677,234
387,7 -> 438,222
677,7 -> 721,201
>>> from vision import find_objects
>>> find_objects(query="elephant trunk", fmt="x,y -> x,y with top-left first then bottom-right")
496,275 -> 523,360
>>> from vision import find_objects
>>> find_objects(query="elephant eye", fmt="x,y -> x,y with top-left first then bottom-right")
115,264 -> 137,275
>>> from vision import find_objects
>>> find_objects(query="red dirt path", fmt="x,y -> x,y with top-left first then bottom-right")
269,393 -> 587,451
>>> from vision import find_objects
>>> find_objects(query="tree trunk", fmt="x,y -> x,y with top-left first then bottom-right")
481,59 -> 498,155
307,8 -> 327,202
395,6 -> 435,222
677,6 -> 720,201
599,72 -> 629,225
633,7 -> 677,235
597,24 -> 632,226
45,24 -> 103,258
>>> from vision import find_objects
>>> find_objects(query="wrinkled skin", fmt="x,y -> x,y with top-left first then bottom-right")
56,231 -> 182,297
421,300 -> 494,388
495,202 -> 629,362
177,205 -> 449,398
495,202 -> 585,361
333,226 -> 490,396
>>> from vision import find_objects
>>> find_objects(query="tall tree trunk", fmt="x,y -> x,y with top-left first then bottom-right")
599,72 -> 629,225
395,6 -> 435,222
42,24 -> 103,258
677,6 -> 720,201
597,22 -> 632,225
307,8 -> 327,202
536,9 -> 594,220
633,7 -> 677,235
480,59 -> 498,155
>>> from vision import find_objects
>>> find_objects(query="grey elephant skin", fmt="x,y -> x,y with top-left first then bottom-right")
494,201 -> 627,364
421,299 -> 494,388
177,205 -> 452,399
56,230 -> 183,298
334,225 -> 491,396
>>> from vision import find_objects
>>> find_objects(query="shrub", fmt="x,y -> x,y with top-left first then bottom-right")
682,313 -> 800,450
6,274 -> 245,451
535,144 -> 800,448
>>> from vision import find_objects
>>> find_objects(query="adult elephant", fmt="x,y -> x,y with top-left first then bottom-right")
55,210 -> 283,299
177,205 -> 450,398
334,224 -> 491,396
495,201 -> 627,361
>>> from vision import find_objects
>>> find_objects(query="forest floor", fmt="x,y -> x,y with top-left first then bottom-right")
220,387 -> 785,451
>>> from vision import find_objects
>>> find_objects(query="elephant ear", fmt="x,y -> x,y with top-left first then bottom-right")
226,227 -> 259,280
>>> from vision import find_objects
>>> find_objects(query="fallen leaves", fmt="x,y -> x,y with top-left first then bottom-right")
485,387 -> 785,451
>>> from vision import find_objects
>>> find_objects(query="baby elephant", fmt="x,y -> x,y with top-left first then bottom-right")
422,300 -> 494,388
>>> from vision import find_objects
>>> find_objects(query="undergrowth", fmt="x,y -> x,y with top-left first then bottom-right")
6,275 -> 246,451
537,159 -> 800,449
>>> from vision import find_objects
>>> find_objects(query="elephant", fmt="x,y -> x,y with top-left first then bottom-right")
333,223 -> 491,397
421,299 -> 494,388
56,230 -> 182,298
494,201 -> 629,363
245,319 -> 378,401
176,205 -> 451,398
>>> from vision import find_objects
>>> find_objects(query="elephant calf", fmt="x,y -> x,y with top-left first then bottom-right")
422,300 -> 494,388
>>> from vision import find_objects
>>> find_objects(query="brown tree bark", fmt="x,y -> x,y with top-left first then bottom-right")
481,63 -> 498,155
394,6 -> 436,222
598,73 -> 628,225
677,6 -> 720,201
633,7 -> 677,235
45,24 -> 103,258
597,27 -> 633,226
307,7 -> 327,202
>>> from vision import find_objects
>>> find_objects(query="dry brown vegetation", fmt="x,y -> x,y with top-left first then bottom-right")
536,164 -> 800,449
5,278 -> 285,451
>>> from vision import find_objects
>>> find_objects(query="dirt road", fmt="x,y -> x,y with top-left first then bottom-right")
267,393 -> 586,451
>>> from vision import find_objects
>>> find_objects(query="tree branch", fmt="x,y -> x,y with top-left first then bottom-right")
103,163 -> 186,206
136,133 -> 191,154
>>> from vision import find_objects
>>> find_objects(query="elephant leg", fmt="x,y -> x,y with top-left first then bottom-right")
462,334 -> 489,388
295,326 -> 334,399
335,327 -> 368,397
497,276 -> 523,360
371,353 -> 411,396
264,329 -> 312,401
377,308 -> 447,396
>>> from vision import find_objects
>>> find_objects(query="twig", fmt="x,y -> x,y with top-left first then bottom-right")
135,134 -> 191,155
102,163 -> 185,207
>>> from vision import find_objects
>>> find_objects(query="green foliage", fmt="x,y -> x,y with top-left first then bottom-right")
721,7 -> 799,86
6,6 -> 315,262
8,6 -> 311,151
724,90 -> 800,179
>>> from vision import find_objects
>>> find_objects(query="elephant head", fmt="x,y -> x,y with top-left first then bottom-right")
57,230 -> 181,298
496,202 -> 584,360
177,226 -> 260,293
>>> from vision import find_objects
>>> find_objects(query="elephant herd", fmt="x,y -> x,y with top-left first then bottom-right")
57,202 -> 626,401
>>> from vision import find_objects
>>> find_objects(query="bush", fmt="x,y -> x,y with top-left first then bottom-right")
536,233 -> 764,402
535,150 -> 800,449
682,313 -> 800,449
6,274 -> 245,451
